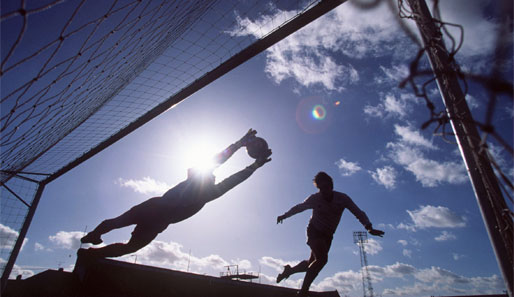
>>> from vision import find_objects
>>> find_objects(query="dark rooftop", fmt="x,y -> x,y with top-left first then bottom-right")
4,254 -> 341,297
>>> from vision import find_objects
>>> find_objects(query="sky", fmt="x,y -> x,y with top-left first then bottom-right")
2,1 -> 513,296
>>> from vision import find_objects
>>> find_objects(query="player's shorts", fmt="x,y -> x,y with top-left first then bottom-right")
123,197 -> 170,242
130,220 -> 168,244
306,224 -> 333,249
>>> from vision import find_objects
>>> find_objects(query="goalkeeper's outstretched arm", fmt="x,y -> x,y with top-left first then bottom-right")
206,149 -> 272,203
212,129 -> 258,166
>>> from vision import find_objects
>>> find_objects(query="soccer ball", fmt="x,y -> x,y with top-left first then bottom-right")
246,137 -> 269,159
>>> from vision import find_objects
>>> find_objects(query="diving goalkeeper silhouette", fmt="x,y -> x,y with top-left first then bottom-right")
79,129 -> 271,258
276,172 -> 384,296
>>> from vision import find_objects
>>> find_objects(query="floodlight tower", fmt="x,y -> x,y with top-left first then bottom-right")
353,231 -> 374,297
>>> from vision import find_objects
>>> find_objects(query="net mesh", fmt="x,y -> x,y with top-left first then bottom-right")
1,0 -> 326,278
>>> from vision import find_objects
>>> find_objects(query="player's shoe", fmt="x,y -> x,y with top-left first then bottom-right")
80,232 -> 102,245
276,264 -> 292,283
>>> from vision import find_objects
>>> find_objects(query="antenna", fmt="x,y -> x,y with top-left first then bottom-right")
353,231 -> 374,297
187,249 -> 191,272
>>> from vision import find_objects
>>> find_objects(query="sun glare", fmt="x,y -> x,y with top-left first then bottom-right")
184,146 -> 218,173
179,137 -> 224,174
175,133 -> 248,179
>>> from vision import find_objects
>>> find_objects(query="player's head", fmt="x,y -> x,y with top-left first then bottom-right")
313,171 -> 333,191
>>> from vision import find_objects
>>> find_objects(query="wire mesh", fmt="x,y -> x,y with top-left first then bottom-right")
0,177 -> 40,275
0,0 -> 329,280
1,0 -> 327,183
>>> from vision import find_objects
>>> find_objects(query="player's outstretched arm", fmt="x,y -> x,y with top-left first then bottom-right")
365,224 -> 385,237
206,146 -> 272,203
277,196 -> 315,224
277,215 -> 286,224
212,129 -> 257,165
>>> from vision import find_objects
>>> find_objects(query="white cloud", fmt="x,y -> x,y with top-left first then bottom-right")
357,238 -> 383,255
375,64 -> 409,85
487,142 -> 509,168
228,8 -> 298,39
34,242 -> 45,251
414,266 -> 468,285
467,274 -> 506,293
383,282 -> 438,296
264,45 -> 351,92
396,222 -> 417,232
117,176 -> 170,195
394,124 -> 436,150
309,261 -> 505,296
363,103 -> 385,118
0,258 -> 35,279
34,242 -> 52,252
134,240 -> 218,271
434,231 -> 457,241
506,106 -> 514,118
407,205 -> 466,229
453,253 -> 465,261
364,94 -> 406,119
364,93 -> 418,119
229,1 -> 411,92
229,0 -> 502,95
233,259 -> 252,271
314,270 -> 361,295
370,166 -> 397,189
335,158 -> 362,176
383,265 -> 504,296
259,256 -> 299,273
126,240 -> 253,275
383,94 -> 409,118
256,272 -> 298,288
465,94 -> 480,109
49,231 -> 86,250
397,239 -> 408,246
0,224 -> 28,251
377,223 -> 394,230
486,142 -> 514,183
410,238 -> 421,247
0,224 -> 19,249
402,249 -> 412,258
382,262 -> 417,278
387,142 -> 467,187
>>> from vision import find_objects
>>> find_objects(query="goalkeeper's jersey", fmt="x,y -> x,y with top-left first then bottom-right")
283,191 -> 371,237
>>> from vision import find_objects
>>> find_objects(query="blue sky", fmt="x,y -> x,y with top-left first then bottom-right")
2,1 -> 512,296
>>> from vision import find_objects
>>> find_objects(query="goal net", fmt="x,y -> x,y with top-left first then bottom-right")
1,0 -> 344,281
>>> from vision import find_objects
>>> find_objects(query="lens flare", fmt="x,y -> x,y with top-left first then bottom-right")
312,105 -> 326,120
296,96 -> 332,134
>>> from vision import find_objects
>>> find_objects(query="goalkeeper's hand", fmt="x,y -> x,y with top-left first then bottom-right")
238,129 -> 257,146
248,149 -> 272,170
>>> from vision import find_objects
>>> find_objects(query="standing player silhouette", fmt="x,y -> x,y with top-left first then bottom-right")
276,172 -> 384,296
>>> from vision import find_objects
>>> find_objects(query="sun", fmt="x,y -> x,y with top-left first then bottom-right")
180,137 -> 223,173
174,132 -> 248,179
185,147 -> 217,172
